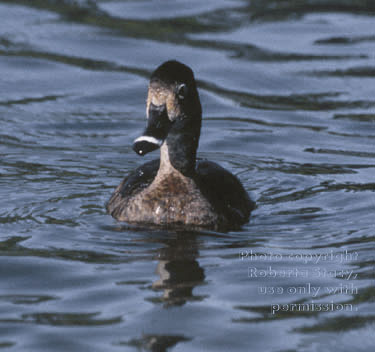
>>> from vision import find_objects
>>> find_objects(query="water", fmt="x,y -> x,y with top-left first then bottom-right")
0,1 -> 374,351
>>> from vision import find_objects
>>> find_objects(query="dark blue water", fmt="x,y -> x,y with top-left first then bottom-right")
0,1 -> 374,351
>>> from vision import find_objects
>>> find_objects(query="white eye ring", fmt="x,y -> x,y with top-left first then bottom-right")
177,83 -> 188,100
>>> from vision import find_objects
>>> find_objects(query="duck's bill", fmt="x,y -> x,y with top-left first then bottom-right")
133,135 -> 163,155
133,103 -> 171,156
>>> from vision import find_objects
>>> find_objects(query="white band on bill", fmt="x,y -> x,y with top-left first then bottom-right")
134,135 -> 163,146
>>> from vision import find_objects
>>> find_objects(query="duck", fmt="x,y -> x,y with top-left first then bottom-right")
106,60 -> 255,230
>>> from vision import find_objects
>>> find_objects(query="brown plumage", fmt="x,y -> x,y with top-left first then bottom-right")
106,60 -> 255,231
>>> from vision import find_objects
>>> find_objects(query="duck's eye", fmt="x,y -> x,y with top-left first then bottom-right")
177,84 -> 188,100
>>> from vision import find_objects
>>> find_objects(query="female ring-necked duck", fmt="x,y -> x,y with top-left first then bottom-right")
106,60 -> 255,230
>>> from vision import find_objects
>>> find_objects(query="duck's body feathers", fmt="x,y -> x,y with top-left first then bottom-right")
107,60 -> 254,230
106,159 -> 254,230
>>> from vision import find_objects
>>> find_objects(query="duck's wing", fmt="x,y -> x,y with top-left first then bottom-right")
196,160 -> 255,226
106,159 -> 159,214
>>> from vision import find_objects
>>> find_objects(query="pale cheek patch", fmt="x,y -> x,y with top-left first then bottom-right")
147,87 -> 168,113
147,86 -> 181,122
166,95 -> 181,121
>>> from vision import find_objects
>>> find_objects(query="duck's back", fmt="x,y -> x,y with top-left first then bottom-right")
195,160 -> 255,228
106,159 -> 159,219
107,158 -> 254,230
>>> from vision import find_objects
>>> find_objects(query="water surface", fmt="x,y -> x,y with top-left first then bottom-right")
0,1 -> 374,351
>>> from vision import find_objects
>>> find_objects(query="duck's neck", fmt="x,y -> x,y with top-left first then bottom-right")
159,118 -> 201,177
158,144 -> 177,175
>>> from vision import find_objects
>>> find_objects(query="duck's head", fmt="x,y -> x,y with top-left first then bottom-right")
133,60 -> 202,157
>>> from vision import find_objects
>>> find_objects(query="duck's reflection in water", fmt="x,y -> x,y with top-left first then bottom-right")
125,334 -> 190,352
152,232 -> 205,307
122,232 -> 205,351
